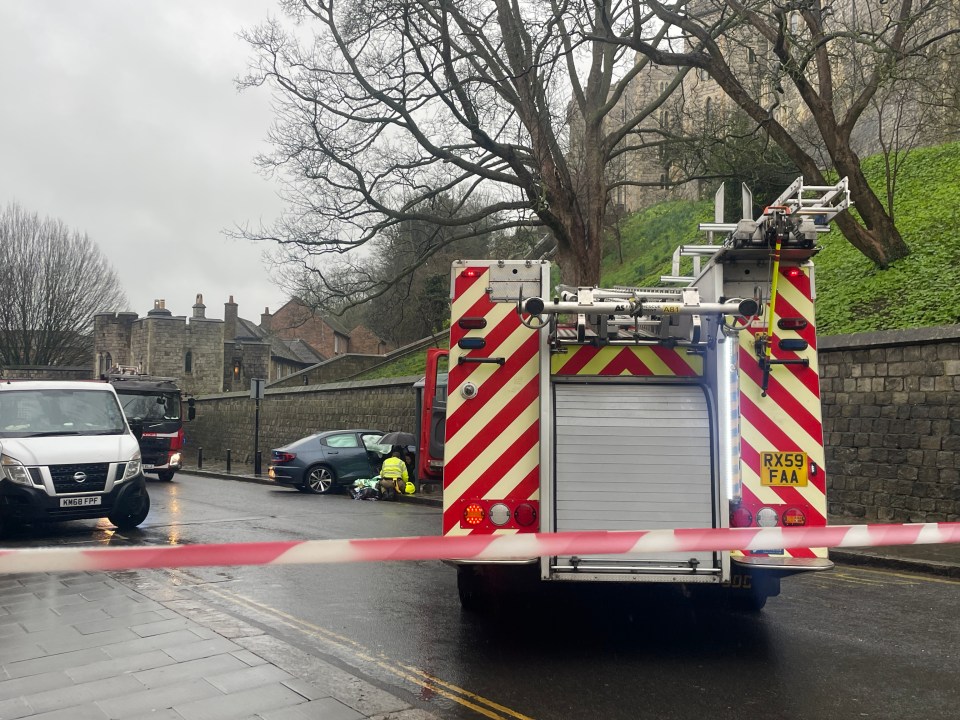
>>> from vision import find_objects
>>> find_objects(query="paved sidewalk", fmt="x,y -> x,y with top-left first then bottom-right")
3,472 -> 957,720
0,572 -> 436,720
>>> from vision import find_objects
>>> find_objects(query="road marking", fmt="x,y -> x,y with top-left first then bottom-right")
175,573 -> 534,720
839,565 -> 960,586
809,565 -> 960,587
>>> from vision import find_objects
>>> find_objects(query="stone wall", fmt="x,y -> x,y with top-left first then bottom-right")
223,340 -> 271,394
0,366 -> 92,381
269,332 -> 447,388
93,312 -> 138,375
821,326 -> 960,523
182,318 -> 224,396
139,315 -> 186,380
183,376 -> 418,464
184,325 -> 960,524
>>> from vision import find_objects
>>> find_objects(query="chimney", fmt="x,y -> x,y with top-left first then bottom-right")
224,295 -> 238,341
193,293 -> 206,319
147,299 -> 171,317
260,307 -> 272,332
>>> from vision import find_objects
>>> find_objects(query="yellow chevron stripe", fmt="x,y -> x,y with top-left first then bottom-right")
445,347 -> 539,459
551,346 -> 702,376
776,274 -> 813,319
450,268 -> 489,316
740,422 -> 827,513
445,303 -> 527,431
739,343 -> 824,457
444,398 -> 540,503
484,443 -> 541,500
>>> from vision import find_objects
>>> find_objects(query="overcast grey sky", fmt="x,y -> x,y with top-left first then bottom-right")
0,1 -> 289,324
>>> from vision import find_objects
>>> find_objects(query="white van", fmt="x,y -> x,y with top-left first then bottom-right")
0,380 -> 150,533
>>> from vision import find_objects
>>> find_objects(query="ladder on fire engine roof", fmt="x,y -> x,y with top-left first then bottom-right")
661,176 -> 851,284
517,177 -> 850,348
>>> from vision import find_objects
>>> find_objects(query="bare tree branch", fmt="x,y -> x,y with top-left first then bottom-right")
0,202 -> 127,369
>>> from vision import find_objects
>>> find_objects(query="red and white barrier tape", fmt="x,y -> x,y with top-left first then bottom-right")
1,522 -> 959,575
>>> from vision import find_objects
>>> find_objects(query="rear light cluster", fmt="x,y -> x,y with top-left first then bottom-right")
730,504 -> 806,528
272,451 -> 296,464
460,498 -> 539,531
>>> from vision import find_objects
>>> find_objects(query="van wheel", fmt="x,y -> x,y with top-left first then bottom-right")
157,471 -> 175,482
109,488 -> 151,530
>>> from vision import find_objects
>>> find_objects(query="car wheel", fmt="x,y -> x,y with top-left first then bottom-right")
108,486 -> 151,530
157,470 -> 175,482
303,465 -> 335,494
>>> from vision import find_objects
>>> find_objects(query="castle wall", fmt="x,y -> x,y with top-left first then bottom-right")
183,319 -> 224,396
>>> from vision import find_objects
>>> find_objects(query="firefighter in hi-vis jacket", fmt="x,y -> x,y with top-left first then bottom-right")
379,448 -> 409,496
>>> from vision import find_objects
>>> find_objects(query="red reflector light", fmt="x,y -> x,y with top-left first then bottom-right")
464,503 -> 485,526
272,451 -> 296,464
783,507 -> 807,526
458,317 -> 488,330
462,269 -> 481,278
514,503 -> 538,527
778,317 -> 809,331
730,506 -> 753,528
784,267 -> 803,279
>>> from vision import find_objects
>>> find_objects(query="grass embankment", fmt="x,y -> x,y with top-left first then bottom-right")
357,141 -> 960,379
602,141 -> 960,336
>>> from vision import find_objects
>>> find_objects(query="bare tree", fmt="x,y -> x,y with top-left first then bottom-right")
237,0 -> 687,296
0,202 -> 127,368
608,0 -> 960,268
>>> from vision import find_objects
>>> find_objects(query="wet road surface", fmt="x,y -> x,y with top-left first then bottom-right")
4,473 -> 959,719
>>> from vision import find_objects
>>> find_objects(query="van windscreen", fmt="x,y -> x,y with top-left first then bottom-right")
0,389 -> 126,438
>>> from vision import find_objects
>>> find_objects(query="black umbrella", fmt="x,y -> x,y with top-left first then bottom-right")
379,431 -> 416,447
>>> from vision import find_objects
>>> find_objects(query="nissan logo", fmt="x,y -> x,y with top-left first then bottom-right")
73,472 -> 87,483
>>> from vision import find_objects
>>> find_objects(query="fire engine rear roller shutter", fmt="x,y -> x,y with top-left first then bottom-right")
553,382 -> 717,573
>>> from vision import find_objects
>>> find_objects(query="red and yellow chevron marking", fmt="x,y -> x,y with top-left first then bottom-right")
737,266 -> 828,559
443,266 -> 541,537
551,345 -> 703,376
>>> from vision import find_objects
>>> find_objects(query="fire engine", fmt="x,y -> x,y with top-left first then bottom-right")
438,177 -> 851,611
107,367 -> 189,482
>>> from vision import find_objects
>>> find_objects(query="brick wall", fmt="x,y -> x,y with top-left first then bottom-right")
821,326 -> 960,523
348,325 -> 387,355
270,300 -> 341,358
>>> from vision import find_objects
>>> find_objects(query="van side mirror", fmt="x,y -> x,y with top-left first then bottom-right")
187,397 -> 196,421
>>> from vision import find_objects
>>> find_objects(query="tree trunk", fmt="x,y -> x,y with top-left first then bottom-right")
837,161 -> 910,268
554,223 -> 604,287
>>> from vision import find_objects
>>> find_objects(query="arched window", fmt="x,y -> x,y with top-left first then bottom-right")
105,353 -> 113,373
705,97 -> 712,123
185,350 -> 193,373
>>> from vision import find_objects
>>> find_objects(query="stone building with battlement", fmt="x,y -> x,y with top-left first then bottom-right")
93,294 -> 351,396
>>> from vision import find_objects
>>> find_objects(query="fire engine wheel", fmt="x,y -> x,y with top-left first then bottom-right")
108,488 -> 151,530
156,471 -> 175,482
457,566 -> 487,612
303,465 -> 335,494
730,591 -> 768,612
